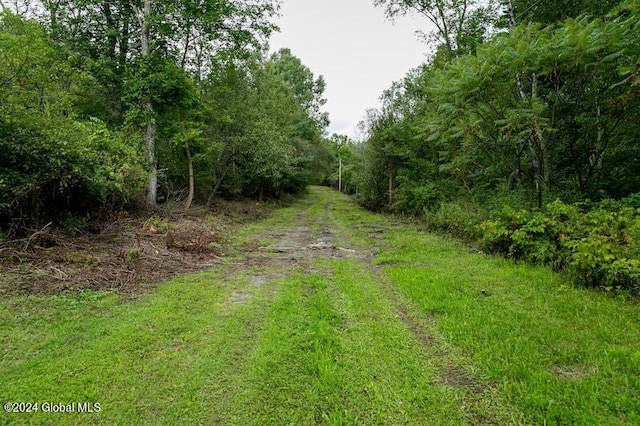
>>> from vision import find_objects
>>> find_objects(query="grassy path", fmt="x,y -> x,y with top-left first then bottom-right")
1,187 -> 639,425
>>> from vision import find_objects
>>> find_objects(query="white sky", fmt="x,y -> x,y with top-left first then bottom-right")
268,0 -> 433,140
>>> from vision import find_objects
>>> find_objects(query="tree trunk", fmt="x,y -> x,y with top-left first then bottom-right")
388,165 -> 394,209
530,72 -> 550,205
338,157 -> 342,192
206,164 -> 230,206
141,0 -> 157,208
505,0 -> 517,28
506,5 -> 547,208
434,1 -> 454,53
183,140 -> 194,211
145,98 -> 157,208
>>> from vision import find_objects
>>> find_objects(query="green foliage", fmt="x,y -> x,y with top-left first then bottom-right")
359,0 -> 640,214
328,134 -> 361,194
424,201 -> 484,240
199,52 -> 332,201
354,1 -> 640,296
59,214 -> 89,237
0,0 -> 327,226
510,0 -> 623,25
0,13 -> 144,228
373,0 -> 499,56
267,48 -> 330,130
123,57 -> 197,124
478,198 -> 640,293
393,180 -> 442,215
425,6 -> 640,202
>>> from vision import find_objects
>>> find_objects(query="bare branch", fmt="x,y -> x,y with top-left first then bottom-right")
23,222 -> 53,252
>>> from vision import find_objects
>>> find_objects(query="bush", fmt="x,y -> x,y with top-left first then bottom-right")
425,201 -> 485,240
0,116 -> 144,227
478,198 -> 640,293
564,204 -> 639,292
393,181 -> 442,216
0,13 -> 144,232
59,214 -> 89,237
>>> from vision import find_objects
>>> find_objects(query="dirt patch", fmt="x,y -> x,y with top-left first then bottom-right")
549,365 -> 595,381
249,276 -> 269,287
0,200 -> 273,296
260,226 -> 314,253
246,208 -> 363,268
224,271 -> 289,305
255,237 -> 352,263
228,290 -> 254,305
440,366 -> 479,389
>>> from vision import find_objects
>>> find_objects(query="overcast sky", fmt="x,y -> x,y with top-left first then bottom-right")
268,0 -> 434,140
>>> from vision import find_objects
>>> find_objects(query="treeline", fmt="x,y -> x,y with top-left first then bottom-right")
344,0 -> 640,292
0,1 -> 337,235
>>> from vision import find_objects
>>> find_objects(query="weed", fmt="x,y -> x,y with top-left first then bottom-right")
59,214 -> 88,236
123,248 -> 140,263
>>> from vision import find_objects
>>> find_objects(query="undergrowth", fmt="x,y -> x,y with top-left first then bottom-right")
423,195 -> 640,294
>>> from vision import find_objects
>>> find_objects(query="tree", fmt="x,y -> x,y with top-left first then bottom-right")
356,0 -> 640,215
422,0 -> 640,203
508,0 -> 623,25
1,2 -> 335,232
0,11 -> 143,228
12,0 -> 278,208
267,48 -> 330,130
373,0 -> 498,56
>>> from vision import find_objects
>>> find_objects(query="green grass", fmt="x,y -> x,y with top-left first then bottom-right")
0,270 -> 281,425
224,266 -> 469,424
330,197 -> 640,425
1,186 -> 639,425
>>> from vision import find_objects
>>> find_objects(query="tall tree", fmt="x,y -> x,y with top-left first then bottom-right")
267,48 -> 330,130
508,0 -> 622,25
13,0 -> 279,208
138,0 -> 157,207
0,11 -> 143,226
373,0 -> 498,56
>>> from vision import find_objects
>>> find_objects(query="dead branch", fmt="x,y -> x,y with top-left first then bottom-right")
23,222 -> 53,252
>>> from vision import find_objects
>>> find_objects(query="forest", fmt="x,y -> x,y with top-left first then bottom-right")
0,0 -> 336,224
1,0 -> 639,293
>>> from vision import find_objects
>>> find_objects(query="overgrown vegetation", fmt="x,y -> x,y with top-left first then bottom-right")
352,0 -> 640,293
0,2 -> 339,236
479,197 -> 640,293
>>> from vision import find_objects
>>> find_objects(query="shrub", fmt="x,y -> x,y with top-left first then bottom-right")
425,201 -> 485,240
564,205 -> 639,292
59,214 -> 89,237
393,181 -> 442,216
478,206 -> 530,256
478,198 -> 640,293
